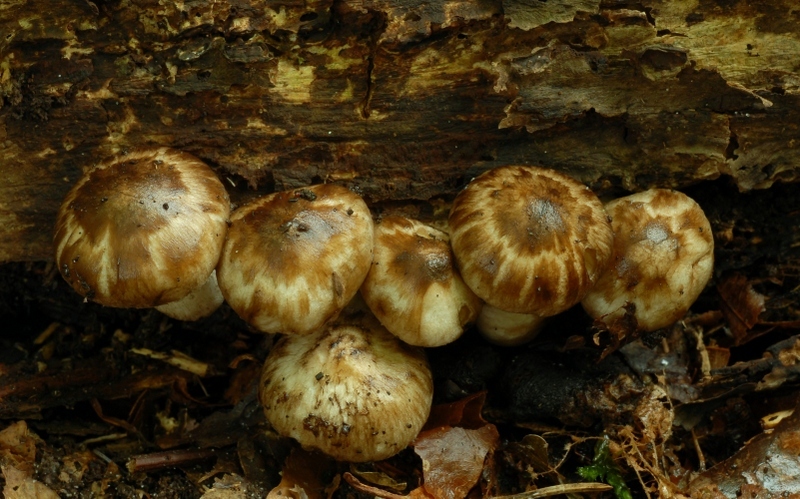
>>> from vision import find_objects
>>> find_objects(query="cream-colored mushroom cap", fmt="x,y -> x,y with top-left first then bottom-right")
582,189 -> 714,332
259,322 -> 433,462
53,147 -> 230,308
217,184 -> 374,335
360,216 -> 481,347
449,165 -> 613,317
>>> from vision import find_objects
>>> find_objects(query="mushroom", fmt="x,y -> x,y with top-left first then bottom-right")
216,184 -> 374,335
154,270 -> 224,321
581,188 -> 714,332
475,304 -> 546,346
360,216 -> 481,347
448,165 -> 613,344
53,147 -> 231,311
259,320 -> 433,462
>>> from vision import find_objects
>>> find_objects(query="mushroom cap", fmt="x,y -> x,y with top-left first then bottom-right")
360,216 -> 481,347
259,322 -> 433,462
53,147 -> 231,308
581,189 -> 714,332
217,184 -> 374,335
449,165 -> 613,316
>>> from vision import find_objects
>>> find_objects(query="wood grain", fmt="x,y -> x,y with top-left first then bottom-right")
1,0 -> 799,262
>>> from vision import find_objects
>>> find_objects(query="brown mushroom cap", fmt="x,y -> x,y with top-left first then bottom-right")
581,189 -> 714,332
360,216 -> 481,347
259,322 -> 433,462
53,147 -> 230,308
216,184 -> 374,335
449,165 -> 613,317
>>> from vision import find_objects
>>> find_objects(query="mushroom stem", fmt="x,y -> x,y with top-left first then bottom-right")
155,270 -> 224,321
476,303 -> 546,346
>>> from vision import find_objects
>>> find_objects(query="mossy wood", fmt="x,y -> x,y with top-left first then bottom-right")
1,0 -> 799,262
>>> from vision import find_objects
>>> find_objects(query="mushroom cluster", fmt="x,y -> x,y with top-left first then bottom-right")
447,167 -> 714,343
54,152 -> 715,463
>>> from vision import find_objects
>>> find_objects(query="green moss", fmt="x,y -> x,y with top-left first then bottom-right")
577,437 -> 633,499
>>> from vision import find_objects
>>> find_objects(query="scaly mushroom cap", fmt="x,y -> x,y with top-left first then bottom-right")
449,166 -> 613,316
360,216 -> 481,347
217,184 -> 374,335
54,147 -> 230,308
582,189 -> 714,332
259,322 -> 433,462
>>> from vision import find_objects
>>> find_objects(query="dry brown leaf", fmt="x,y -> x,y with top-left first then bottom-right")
717,273 -> 766,345
350,467 -> 407,492
413,425 -> 499,499
268,448 -> 336,499
200,474 -> 250,499
2,464 -> 60,499
0,421 -> 40,475
58,450 -> 97,484
223,357 -> 261,405
423,391 -> 488,431
591,302 -> 639,360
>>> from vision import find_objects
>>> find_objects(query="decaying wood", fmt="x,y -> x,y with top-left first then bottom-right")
1,0 -> 799,262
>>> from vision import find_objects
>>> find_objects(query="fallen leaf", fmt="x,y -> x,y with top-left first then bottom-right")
414,425 -> 499,499
200,474 -> 250,499
0,421 -> 40,475
717,273 -> 766,345
2,464 -> 60,499
268,448 -> 336,499
591,302 -> 640,360
423,391 -> 488,431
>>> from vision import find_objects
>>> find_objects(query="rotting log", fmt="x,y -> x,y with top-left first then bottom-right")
1,0 -> 799,262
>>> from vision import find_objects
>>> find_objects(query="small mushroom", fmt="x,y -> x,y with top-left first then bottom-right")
54,147 -> 231,309
360,216 -> 481,347
448,165 -> 613,344
259,320 -> 433,462
581,188 -> 714,332
216,184 -> 374,335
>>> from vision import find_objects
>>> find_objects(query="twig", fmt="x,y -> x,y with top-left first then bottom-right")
490,483 -> 613,498
342,472 -> 410,499
344,472 -> 612,499
81,432 -> 129,446
126,448 -> 216,473
130,348 -> 212,377
691,429 -> 706,472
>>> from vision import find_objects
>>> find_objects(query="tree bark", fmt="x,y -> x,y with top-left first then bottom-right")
1,0 -> 799,262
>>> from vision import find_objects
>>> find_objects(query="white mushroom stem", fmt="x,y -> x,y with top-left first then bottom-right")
476,304 -> 546,346
155,270 -> 224,321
